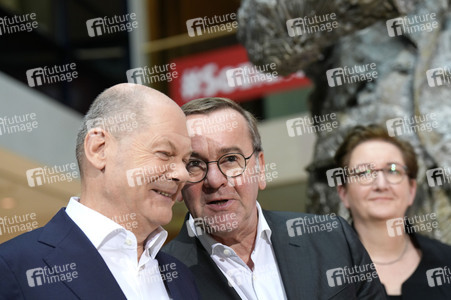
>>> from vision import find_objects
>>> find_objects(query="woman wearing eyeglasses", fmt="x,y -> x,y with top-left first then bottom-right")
334,124 -> 451,299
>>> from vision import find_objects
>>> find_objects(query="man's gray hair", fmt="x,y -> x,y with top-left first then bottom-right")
75,86 -> 149,177
181,97 -> 262,152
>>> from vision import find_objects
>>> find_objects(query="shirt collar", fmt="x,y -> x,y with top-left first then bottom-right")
256,201 -> 272,242
188,201 -> 272,254
144,226 -> 168,259
66,197 -> 167,257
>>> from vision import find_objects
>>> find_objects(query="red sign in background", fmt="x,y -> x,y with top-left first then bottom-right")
169,45 -> 311,106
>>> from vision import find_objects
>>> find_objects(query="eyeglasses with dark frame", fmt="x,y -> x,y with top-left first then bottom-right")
351,163 -> 409,185
186,149 -> 258,183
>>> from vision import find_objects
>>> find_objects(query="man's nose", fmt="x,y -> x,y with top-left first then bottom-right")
170,161 -> 190,183
204,163 -> 228,189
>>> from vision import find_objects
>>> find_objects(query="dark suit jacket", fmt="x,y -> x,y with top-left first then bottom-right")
0,208 -> 199,300
163,210 -> 387,300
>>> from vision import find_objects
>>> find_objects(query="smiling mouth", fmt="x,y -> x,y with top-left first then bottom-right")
154,189 -> 173,198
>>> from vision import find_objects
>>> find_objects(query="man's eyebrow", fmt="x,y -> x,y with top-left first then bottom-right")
218,146 -> 243,155
189,152 -> 202,158
166,140 -> 193,158
152,139 -> 176,151
155,139 -> 192,161
188,147 -> 244,160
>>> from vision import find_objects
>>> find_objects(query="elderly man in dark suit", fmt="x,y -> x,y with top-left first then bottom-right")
0,84 -> 199,300
163,97 -> 386,300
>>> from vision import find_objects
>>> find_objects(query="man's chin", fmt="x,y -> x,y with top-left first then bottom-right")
159,211 -> 173,226
145,208 -> 173,228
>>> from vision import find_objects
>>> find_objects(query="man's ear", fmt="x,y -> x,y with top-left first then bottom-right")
84,128 -> 107,172
257,151 -> 266,190
337,184 -> 350,208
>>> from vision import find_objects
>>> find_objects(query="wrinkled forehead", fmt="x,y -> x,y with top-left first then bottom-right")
186,110 -> 253,158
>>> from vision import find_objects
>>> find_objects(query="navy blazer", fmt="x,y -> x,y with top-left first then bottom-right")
0,208 -> 199,300
163,210 -> 387,300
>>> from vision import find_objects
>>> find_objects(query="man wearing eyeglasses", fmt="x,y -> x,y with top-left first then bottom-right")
163,97 -> 386,299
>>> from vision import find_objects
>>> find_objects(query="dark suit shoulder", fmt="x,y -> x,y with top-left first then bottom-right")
264,209 -> 386,299
416,234 -> 451,264
0,227 -> 43,254
417,233 -> 451,252
0,208 -> 73,259
262,209 -> 339,219
262,209 -> 351,234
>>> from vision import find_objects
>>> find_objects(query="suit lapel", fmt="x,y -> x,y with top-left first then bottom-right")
39,209 -> 126,300
174,216 -> 241,299
264,210 -> 314,300
193,238 -> 241,299
156,252 -> 184,300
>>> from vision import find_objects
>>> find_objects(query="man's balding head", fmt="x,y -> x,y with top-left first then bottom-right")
75,83 -> 191,233
75,83 -> 181,177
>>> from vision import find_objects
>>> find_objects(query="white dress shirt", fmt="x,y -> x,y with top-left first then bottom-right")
66,197 -> 170,300
188,202 -> 287,300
